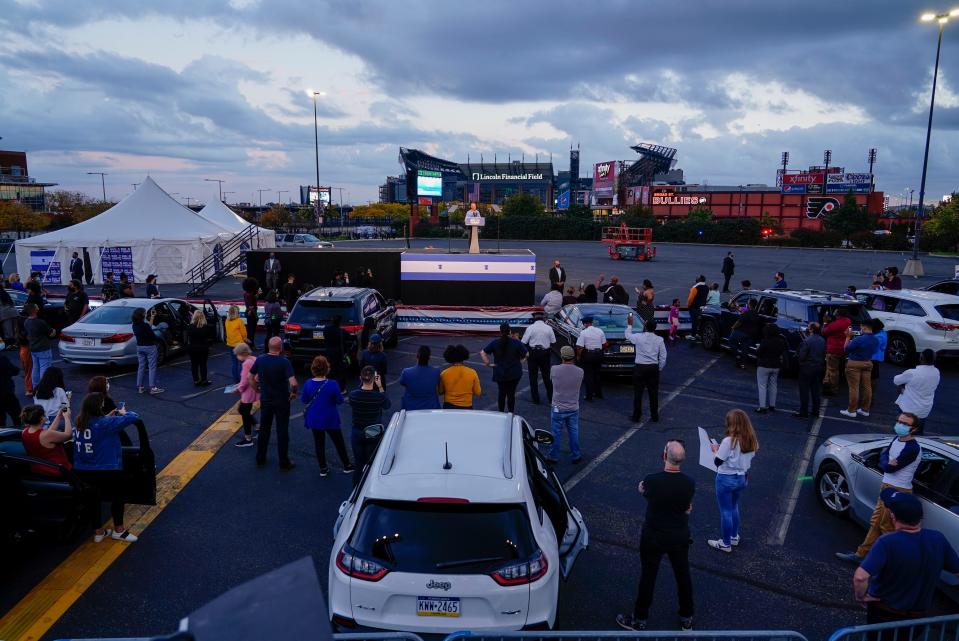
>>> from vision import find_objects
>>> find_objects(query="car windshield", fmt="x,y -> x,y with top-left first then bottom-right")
77,305 -> 139,325
815,303 -> 868,324
582,308 -> 632,331
299,234 -> 320,242
936,305 -> 959,322
350,501 -> 536,574
288,300 -> 357,325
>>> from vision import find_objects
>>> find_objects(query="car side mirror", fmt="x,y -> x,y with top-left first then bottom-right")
363,423 -> 384,440
534,429 -> 554,445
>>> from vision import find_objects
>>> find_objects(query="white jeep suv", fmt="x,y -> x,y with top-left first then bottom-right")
856,288 -> 959,365
328,410 -> 589,633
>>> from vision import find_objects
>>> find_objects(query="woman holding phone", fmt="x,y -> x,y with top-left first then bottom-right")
707,409 -> 759,553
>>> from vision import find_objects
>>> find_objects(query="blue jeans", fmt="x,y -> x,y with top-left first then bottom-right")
229,349 -> 241,383
716,473 -> 747,546
30,348 -> 52,388
136,344 -> 158,389
728,330 -> 751,362
549,409 -> 581,460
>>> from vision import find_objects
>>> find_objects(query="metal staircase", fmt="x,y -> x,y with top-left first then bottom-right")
186,224 -> 262,298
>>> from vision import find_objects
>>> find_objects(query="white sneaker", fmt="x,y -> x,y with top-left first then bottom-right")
857,409 -> 870,417
149,387 -> 164,395
112,529 -> 138,542
730,535 -> 741,546
839,409 -> 857,418
93,529 -> 112,543
707,539 -> 732,553
138,386 -> 145,394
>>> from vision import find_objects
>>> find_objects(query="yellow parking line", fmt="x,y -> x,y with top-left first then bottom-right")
0,407 -> 243,641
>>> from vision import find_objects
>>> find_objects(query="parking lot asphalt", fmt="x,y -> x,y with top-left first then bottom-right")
3,241 -> 959,640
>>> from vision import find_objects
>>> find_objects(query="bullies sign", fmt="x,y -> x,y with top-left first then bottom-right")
652,191 -> 707,206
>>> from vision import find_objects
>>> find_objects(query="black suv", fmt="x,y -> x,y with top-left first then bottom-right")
698,289 -> 870,366
284,287 -> 398,364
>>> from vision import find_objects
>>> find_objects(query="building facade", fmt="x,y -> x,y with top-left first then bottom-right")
0,150 -> 57,211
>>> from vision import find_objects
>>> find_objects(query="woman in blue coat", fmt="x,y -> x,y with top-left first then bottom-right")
301,355 -> 354,476
73,392 -> 141,542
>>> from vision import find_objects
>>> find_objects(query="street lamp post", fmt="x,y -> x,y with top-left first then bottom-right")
257,189 -> 270,208
277,190 -> 288,204
312,91 -> 325,222
905,8 -> 959,277
87,172 -> 107,202
204,178 -> 225,201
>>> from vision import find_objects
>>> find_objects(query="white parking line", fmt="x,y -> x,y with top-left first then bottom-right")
766,398 -> 830,546
563,356 -> 720,493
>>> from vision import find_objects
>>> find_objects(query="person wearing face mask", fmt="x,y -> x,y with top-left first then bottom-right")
64,279 -> 90,325
837,412 -> 923,564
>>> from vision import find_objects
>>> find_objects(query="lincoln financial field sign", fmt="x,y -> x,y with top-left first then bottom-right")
471,172 -> 546,181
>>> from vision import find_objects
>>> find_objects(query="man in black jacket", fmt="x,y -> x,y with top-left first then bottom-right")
795,322 -> 826,418
548,259 -> 566,290
721,252 -> 735,292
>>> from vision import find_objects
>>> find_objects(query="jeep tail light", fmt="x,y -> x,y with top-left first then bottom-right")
342,324 -> 363,333
490,550 -> 548,586
60,333 -> 76,343
335,545 -> 389,581
101,333 -> 134,344
285,323 -> 302,333
927,320 -> 959,331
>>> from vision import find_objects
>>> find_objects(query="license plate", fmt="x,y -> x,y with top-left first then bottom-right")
416,597 -> 460,617
619,345 -> 634,354
312,331 -> 324,339
77,338 -> 98,347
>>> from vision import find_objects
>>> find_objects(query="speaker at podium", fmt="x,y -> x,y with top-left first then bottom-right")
464,206 -> 485,254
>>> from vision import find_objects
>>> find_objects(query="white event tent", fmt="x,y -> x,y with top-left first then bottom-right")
15,177 -> 236,285
197,198 -> 276,247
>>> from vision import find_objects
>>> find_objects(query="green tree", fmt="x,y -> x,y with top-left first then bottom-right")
622,204 -> 655,228
925,194 -> 959,251
822,193 -> 872,241
0,200 -> 48,236
687,207 -> 712,226
502,192 -> 544,217
566,203 -> 593,219
259,204 -> 292,229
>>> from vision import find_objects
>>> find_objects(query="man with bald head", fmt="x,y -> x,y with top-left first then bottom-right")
617,440 -> 696,632
249,336 -> 298,470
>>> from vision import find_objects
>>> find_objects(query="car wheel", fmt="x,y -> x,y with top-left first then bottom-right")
815,461 -> 851,517
700,320 -> 720,351
885,333 -> 915,367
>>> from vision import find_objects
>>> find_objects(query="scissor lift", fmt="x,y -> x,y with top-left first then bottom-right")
601,224 -> 656,261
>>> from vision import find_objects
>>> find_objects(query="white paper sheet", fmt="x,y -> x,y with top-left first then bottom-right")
698,426 -> 718,471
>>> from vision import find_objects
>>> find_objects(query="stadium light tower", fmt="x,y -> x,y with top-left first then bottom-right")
905,7 -> 959,277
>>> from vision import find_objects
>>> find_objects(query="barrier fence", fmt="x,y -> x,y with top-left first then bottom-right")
827,614 -> 959,641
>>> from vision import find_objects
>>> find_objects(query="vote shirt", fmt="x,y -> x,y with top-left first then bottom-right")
73,412 -> 140,471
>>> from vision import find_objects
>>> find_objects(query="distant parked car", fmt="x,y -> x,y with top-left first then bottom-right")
698,289 -> 869,367
276,233 -> 334,248
7,289 -> 68,330
59,298 -> 207,366
856,288 -> 959,365
925,280 -> 959,296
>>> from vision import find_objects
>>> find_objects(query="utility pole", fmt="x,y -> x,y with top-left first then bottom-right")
87,172 -> 107,202
334,187 -> 345,228
204,178 -> 225,201
257,189 -> 270,208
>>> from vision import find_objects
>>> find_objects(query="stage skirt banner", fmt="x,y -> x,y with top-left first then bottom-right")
400,253 -> 536,282
397,305 -> 539,333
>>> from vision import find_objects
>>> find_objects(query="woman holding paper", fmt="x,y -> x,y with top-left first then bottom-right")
707,409 -> 759,553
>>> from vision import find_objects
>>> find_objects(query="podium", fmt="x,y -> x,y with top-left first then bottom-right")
465,214 -> 485,254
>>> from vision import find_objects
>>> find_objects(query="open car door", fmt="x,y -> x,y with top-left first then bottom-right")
521,420 -> 589,579
120,420 -> 157,506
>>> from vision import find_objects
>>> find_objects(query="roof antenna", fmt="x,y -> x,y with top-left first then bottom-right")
443,442 -> 452,470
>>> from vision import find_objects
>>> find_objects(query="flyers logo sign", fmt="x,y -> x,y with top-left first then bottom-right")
806,197 -> 840,219
596,162 -> 612,178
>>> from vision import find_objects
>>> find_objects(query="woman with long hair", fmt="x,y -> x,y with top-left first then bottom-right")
635,279 -> 656,326
132,307 -> 162,395
224,305 -> 247,383
187,310 -> 212,386
707,409 -> 759,553
34,366 -> 69,422
73,392 -> 141,542
755,323 -> 786,413
480,323 -> 528,413
438,344 -> 481,409
301,355 -> 353,475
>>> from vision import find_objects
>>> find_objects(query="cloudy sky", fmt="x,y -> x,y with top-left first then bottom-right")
1,0 -> 956,207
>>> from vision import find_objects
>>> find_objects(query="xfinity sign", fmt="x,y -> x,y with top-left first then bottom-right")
471,172 -> 545,181
596,162 -> 612,179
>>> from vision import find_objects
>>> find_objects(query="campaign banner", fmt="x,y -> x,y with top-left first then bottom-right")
100,246 -> 134,281
397,306 -> 539,333
781,183 -> 807,194
783,172 -> 825,185
401,253 -> 536,282
29,249 -> 61,284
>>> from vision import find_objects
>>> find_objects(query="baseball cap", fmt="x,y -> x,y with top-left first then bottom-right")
560,345 -> 575,360
369,333 -> 383,344
880,488 -> 923,525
